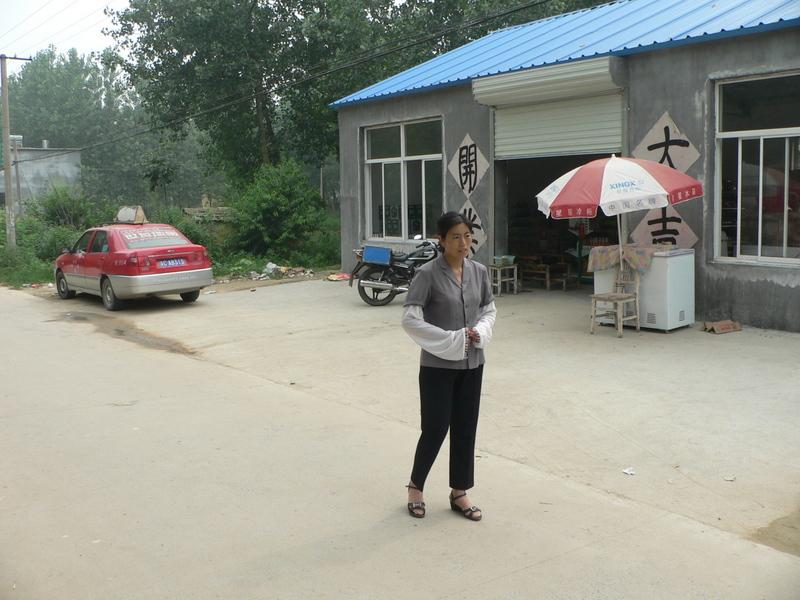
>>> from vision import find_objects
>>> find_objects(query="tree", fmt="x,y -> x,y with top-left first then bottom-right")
8,47 -> 228,211
109,0 -> 293,183
109,0 -> 609,181
8,47 -> 105,149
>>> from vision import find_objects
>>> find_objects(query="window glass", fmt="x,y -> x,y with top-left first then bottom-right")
384,163 -> 402,237
71,230 -> 94,253
119,227 -> 189,249
790,138 -> 800,256
370,163 -> 384,237
761,137 -> 786,257
739,139 -> 760,255
424,160 -> 443,238
721,75 -> 800,132
718,74 -> 800,261
720,138 -> 738,257
405,121 -> 442,156
367,126 -> 401,159
89,230 -> 108,253
406,161 -> 423,239
364,119 -> 442,240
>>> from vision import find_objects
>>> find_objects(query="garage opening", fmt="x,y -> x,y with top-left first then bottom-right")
502,154 -> 619,284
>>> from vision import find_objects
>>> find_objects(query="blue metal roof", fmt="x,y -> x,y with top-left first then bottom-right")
331,0 -> 800,107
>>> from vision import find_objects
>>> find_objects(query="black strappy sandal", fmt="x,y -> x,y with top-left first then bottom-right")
449,491 -> 482,521
406,483 -> 425,518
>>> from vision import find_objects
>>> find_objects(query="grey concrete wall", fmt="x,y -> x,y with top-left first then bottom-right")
337,84 -> 493,271
0,147 -> 82,215
627,28 -> 800,331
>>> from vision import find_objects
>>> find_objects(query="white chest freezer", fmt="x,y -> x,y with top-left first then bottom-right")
593,248 -> 695,332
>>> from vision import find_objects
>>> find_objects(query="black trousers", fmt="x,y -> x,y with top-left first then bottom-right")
410,365 -> 484,492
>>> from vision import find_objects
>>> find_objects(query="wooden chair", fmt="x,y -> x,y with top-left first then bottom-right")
549,259 -> 579,292
589,262 -> 640,337
519,256 -> 574,291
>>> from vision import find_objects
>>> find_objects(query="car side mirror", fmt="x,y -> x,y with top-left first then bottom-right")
61,247 -> 71,254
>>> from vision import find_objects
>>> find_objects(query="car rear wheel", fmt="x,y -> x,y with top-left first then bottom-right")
101,278 -> 124,311
56,271 -> 76,299
180,290 -> 200,302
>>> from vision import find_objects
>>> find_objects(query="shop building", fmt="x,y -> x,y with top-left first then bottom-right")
332,0 -> 800,331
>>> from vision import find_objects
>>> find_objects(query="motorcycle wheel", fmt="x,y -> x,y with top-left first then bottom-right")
357,266 -> 399,306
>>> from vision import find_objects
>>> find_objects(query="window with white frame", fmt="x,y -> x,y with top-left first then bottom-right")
365,120 -> 443,240
717,74 -> 800,261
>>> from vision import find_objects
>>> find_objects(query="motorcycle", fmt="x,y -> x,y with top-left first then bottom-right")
349,237 -> 438,306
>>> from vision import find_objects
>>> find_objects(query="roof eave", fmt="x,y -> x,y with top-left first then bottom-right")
331,17 -> 800,109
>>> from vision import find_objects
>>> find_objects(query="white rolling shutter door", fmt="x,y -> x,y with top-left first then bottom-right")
472,57 -> 625,159
494,92 -> 623,159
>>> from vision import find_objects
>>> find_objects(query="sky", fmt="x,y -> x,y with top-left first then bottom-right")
0,0 -> 129,73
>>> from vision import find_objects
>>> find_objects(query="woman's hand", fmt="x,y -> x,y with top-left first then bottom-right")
467,328 -> 480,344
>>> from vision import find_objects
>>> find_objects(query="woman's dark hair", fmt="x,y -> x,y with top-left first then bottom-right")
436,211 -> 473,240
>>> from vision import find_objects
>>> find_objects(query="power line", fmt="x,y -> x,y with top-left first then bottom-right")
0,0 -> 59,42
19,11 -> 114,57
2,0 -> 120,58
2,0 -> 85,50
14,0 -> 561,166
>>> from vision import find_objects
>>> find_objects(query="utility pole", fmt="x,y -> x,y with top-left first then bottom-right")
0,54 -> 30,248
1,55 -> 15,248
11,136 -> 22,217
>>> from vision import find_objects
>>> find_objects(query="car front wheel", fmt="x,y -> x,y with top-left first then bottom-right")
180,290 -> 200,302
101,278 -> 124,311
56,271 -> 76,299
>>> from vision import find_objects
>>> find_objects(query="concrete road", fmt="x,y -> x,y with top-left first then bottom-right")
1,281 -> 799,599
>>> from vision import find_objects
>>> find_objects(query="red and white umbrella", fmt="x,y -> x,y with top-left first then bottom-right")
536,155 -> 703,220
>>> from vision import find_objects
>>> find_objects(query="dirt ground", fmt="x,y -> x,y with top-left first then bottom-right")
18,269 -> 344,300
12,271 -> 800,560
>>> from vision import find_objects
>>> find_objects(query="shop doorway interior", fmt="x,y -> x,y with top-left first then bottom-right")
504,154 -> 618,280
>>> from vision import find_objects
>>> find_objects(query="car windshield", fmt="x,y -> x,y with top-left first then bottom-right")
119,227 -> 190,249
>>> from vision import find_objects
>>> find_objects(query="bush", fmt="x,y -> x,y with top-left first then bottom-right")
30,185 -> 94,229
0,211 -> 80,286
148,205 -> 215,250
0,246 -> 53,287
16,216 -> 80,262
229,160 -> 325,260
287,212 -> 340,268
211,252 -> 267,279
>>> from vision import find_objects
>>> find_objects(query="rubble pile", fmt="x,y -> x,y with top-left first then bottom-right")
260,262 -> 315,279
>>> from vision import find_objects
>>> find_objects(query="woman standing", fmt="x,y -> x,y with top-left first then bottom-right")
401,212 -> 497,521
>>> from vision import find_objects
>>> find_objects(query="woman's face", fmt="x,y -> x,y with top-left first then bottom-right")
441,222 -> 473,262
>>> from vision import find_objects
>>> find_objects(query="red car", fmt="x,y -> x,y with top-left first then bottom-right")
55,223 -> 213,310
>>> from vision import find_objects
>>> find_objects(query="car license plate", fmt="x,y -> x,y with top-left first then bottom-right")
159,258 -> 185,267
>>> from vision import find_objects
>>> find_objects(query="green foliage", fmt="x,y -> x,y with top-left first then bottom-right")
0,211 -> 70,286
15,216 -> 80,263
211,252 -> 267,279
229,160 -> 325,259
147,205 -> 216,254
7,48 -> 106,150
110,0 -> 287,181
29,185 -> 93,229
0,246 -> 54,287
9,47 -> 230,212
287,212 -> 341,268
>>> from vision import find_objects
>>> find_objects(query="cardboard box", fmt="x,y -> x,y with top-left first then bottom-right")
702,320 -> 742,334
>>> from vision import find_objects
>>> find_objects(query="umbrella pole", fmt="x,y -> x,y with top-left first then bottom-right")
616,215 -> 624,267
